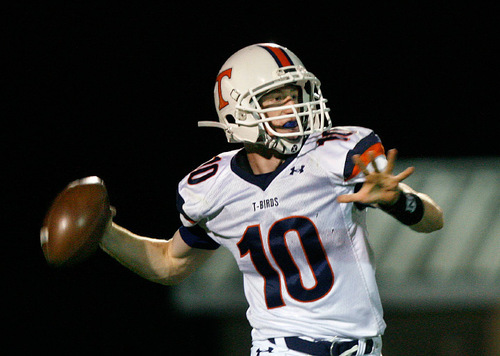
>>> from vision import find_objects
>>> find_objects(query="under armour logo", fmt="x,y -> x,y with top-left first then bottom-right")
405,194 -> 417,213
290,165 -> 305,175
256,347 -> 274,355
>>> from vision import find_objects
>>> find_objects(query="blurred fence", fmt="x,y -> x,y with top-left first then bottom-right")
172,157 -> 500,313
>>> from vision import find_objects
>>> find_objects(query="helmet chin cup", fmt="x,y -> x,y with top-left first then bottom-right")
265,135 -> 303,155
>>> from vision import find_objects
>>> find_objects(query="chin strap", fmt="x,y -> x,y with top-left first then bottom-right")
198,120 -> 303,154
198,121 -> 227,129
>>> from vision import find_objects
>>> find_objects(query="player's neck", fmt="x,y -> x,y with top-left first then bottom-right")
244,144 -> 286,175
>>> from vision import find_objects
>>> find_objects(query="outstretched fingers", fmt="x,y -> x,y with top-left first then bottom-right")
384,148 -> 414,182
386,148 -> 415,181
394,166 -> 415,182
352,155 -> 370,176
356,150 -> 388,175
383,149 -> 398,175
370,151 -> 380,173
337,192 -> 360,203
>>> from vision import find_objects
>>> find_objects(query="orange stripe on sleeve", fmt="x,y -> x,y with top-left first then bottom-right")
347,142 -> 385,180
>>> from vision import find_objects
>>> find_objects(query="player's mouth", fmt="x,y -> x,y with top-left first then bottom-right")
271,120 -> 299,133
282,120 -> 298,129
269,120 -> 301,142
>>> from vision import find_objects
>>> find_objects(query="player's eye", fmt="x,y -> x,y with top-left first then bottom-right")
260,86 -> 300,108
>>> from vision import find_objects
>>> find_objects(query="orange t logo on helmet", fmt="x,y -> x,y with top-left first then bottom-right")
216,68 -> 232,110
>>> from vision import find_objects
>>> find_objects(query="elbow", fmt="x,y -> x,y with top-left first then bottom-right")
153,279 -> 176,286
154,275 -> 186,286
411,207 -> 444,233
435,211 -> 444,231
130,262 -> 183,286
425,217 -> 444,233
430,206 -> 445,232
150,267 -> 191,286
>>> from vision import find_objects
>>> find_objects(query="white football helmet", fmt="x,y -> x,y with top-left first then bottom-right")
198,43 -> 332,154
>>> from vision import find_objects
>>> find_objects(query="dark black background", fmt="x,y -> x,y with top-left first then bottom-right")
5,2 -> 497,354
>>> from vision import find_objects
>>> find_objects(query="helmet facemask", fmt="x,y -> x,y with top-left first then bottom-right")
233,65 -> 331,154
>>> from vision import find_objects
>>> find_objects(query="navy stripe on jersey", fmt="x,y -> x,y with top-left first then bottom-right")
230,149 -> 298,190
179,225 -> 220,250
343,131 -> 383,180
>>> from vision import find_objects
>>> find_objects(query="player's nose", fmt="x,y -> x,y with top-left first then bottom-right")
281,96 -> 296,114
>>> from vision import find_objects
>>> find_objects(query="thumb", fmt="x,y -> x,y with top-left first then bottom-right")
337,194 -> 357,203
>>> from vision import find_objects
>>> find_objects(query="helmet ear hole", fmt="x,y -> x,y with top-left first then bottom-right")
302,81 -> 313,102
303,81 -> 312,94
225,114 -> 236,124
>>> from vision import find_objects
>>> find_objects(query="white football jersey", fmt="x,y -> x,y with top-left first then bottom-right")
176,126 -> 388,341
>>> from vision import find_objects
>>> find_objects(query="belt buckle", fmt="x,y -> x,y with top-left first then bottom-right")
329,337 -> 339,356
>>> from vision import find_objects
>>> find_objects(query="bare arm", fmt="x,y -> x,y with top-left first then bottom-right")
398,183 -> 444,233
100,223 -> 214,285
337,149 -> 444,233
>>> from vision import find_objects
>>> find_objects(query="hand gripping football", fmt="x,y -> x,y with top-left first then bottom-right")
41,176 -> 112,267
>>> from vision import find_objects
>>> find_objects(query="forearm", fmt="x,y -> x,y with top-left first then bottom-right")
389,183 -> 444,233
100,223 -> 174,284
400,184 -> 444,233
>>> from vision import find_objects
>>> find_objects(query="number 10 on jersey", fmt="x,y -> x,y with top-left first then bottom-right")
237,216 -> 335,309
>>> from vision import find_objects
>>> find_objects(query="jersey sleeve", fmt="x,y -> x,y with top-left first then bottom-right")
176,184 -> 221,250
178,225 -> 220,250
342,128 -> 387,183
176,156 -> 225,250
314,126 -> 387,184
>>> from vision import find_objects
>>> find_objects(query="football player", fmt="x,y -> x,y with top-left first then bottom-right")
101,44 -> 443,356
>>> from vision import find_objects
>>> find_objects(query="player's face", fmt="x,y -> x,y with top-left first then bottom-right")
259,85 -> 301,136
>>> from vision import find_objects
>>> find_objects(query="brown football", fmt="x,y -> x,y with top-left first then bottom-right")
41,176 -> 111,267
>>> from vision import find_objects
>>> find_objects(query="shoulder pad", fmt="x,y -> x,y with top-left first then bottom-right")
306,126 -> 386,182
176,151 -> 236,225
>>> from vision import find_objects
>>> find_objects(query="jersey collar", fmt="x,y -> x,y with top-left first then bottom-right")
230,149 -> 298,190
